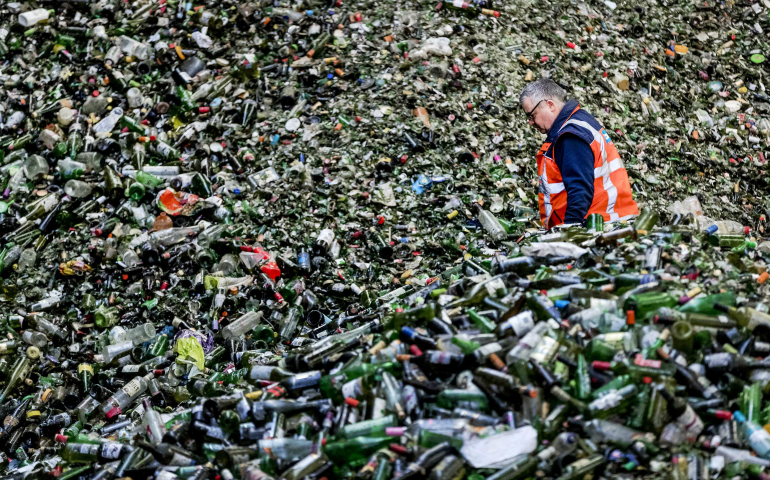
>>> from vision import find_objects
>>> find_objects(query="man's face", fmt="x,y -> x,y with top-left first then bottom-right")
522,97 -> 561,134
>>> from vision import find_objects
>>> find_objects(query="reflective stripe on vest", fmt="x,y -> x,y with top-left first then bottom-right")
561,118 -> 622,221
537,147 -> 564,227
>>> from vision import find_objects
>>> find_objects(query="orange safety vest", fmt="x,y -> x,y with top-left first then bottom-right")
537,103 -> 638,229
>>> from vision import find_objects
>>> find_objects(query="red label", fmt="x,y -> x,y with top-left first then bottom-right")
634,354 -> 661,368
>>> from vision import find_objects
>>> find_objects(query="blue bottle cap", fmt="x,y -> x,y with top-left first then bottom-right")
554,300 -> 570,309
733,411 -> 746,422
327,73 -> 334,79
704,225 -> 718,234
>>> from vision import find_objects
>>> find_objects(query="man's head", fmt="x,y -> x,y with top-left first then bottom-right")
519,79 -> 568,134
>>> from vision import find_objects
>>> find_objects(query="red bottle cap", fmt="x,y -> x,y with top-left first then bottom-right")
389,443 -> 408,454
55,434 -> 68,443
714,410 -> 733,420
592,361 -> 612,370
344,397 -> 359,407
105,406 -> 122,419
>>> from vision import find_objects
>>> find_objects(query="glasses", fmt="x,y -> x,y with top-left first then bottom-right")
524,100 -> 545,122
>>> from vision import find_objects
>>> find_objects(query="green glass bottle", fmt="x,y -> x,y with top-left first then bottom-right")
136,170 -> 163,188
555,455 -> 607,480
628,378 -> 652,429
467,309 -> 496,334
593,356 -> 676,379
436,389 -> 489,412
325,363 -> 399,404
678,292 -> 736,315
337,414 -> 397,439
127,181 -> 146,201
176,85 -> 196,112
575,354 -> 592,400
654,308 -> 737,329
634,209 -> 660,233
62,442 -> 132,463
187,378 -> 227,398
715,303 -> 770,331
323,436 -> 392,468
625,291 -> 677,321
591,374 -> 633,400
740,383 -> 763,424
119,115 -> 147,134
587,384 -> 638,418
0,356 -> 31,402
191,172 -> 213,197
451,336 -> 480,354
392,303 -> 435,329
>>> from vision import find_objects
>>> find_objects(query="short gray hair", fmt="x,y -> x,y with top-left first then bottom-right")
519,79 -> 568,106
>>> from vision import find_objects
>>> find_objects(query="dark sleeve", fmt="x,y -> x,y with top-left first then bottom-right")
553,134 -> 595,225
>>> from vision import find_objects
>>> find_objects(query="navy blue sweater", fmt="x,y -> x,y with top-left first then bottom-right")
553,133 -> 595,225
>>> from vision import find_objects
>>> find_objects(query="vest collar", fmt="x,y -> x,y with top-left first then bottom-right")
545,99 -> 580,144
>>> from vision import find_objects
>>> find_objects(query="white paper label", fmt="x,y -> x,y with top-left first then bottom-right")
101,443 -> 122,460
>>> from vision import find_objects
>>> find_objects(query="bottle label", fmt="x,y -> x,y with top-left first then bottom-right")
589,391 -> 621,411
567,457 -> 595,469
169,452 -> 195,466
750,427 -> 770,446
530,336 -> 557,364
3,416 -> 19,429
156,142 -> 174,157
199,11 -> 215,25
249,366 -> 275,380
341,378 -> 363,399
707,353 -> 731,368
634,355 -> 661,369
78,364 -> 93,375
101,443 -> 123,460
289,372 -> 319,390
122,378 -> 144,397
503,311 -> 535,337
428,351 -> 452,364
236,398 -> 250,420
602,332 -> 628,348
477,342 -> 501,357
676,405 -> 704,440
317,229 -> 335,245
123,365 -> 141,373
403,385 -> 418,414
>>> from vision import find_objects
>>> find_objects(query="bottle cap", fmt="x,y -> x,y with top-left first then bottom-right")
106,407 -> 122,419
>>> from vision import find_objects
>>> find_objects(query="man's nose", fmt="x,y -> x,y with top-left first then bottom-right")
528,118 -> 534,126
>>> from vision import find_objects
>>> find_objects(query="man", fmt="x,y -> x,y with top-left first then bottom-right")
519,79 -> 638,228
